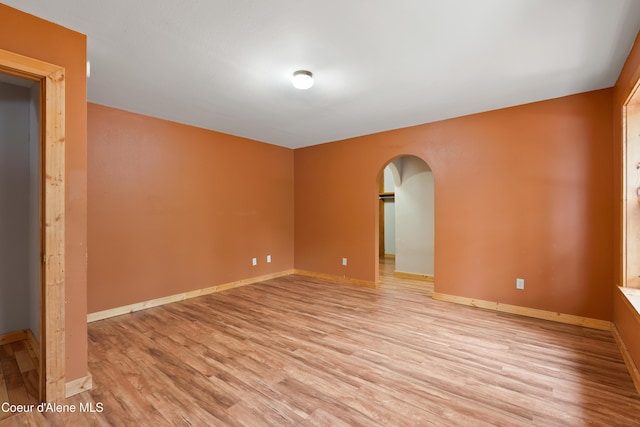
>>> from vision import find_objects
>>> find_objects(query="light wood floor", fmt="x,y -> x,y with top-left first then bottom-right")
3,259 -> 640,426
0,340 -> 39,422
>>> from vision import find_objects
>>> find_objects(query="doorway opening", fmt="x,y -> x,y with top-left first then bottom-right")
0,49 -> 66,404
0,72 -> 41,412
377,155 -> 434,282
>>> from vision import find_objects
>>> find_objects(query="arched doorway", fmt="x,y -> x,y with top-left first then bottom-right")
377,155 -> 434,282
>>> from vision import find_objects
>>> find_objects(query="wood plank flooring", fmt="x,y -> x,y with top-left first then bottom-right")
3,259 -> 640,426
0,340 -> 39,422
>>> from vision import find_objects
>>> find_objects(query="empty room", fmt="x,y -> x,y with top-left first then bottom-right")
1,1 -> 640,425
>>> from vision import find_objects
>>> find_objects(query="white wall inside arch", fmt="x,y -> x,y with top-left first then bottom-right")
383,165 -> 396,255
394,156 -> 434,276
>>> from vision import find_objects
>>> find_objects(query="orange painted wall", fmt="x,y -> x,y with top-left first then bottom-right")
87,103 -> 294,312
295,89 -> 613,320
613,31 -> 640,377
0,5 -> 88,381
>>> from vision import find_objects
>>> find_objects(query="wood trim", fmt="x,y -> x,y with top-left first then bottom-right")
88,270 -> 295,323
43,65 -> 65,403
0,330 -> 28,346
432,292 -> 612,331
26,329 -> 40,373
293,270 -> 380,288
619,286 -> 640,325
0,48 -> 66,402
394,271 -> 433,281
65,373 -> 93,398
0,51 -> 60,80
612,324 -> 640,395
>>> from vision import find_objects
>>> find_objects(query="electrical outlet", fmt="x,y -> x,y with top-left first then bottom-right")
267,255 -> 271,263
516,278 -> 524,290
342,257 -> 347,266
252,258 -> 257,266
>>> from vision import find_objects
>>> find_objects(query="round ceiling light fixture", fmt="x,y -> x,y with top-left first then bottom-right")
292,70 -> 313,90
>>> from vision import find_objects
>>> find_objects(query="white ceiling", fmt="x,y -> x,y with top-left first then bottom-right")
4,0 -> 640,148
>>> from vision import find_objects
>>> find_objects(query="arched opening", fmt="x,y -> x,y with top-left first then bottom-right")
377,155 -> 434,283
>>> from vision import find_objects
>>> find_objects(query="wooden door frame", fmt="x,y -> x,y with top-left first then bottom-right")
0,48 -> 66,402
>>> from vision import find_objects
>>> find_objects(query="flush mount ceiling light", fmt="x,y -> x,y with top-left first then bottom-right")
292,70 -> 313,90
